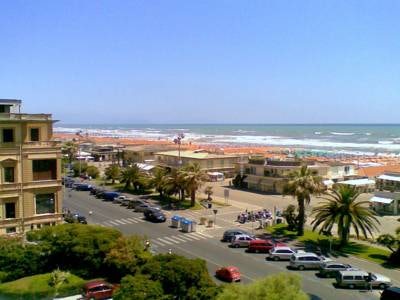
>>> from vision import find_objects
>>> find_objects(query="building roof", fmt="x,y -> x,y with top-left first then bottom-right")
370,196 -> 393,204
156,150 -> 240,159
357,165 -> 400,177
378,174 -> 400,182
337,178 -> 375,186
0,99 -> 22,104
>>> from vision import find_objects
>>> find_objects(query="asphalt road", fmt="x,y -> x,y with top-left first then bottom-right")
63,188 -> 384,300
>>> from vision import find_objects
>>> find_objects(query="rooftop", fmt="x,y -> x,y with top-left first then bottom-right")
337,178 -> 375,186
0,113 -> 54,122
0,99 -> 22,104
156,150 -> 240,159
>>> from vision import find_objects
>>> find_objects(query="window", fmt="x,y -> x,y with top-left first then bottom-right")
32,159 -> 57,181
5,203 -> 16,218
2,129 -> 14,143
30,128 -> 40,142
6,227 -> 16,234
35,193 -> 55,214
4,167 -> 15,183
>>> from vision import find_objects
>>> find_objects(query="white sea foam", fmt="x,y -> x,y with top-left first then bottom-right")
314,132 -> 322,135
330,132 -> 355,136
378,140 -> 394,144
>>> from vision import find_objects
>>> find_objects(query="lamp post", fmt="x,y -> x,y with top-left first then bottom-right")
173,133 -> 185,166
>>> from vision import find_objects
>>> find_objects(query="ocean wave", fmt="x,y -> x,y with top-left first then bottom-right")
378,140 -> 394,144
330,132 -> 355,136
314,132 -> 322,135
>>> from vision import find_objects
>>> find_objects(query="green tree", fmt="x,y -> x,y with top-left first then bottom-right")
105,164 -> 121,184
141,254 -> 219,300
232,174 -> 247,188
113,274 -> 164,300
282,204 -> 298,231
217,273 -> 308,300
0,236 -> 45,282
27,224 -> 122,278
151,167 -> 168,198
311,185 -> 380,246
377,219 -> 400,265
165,169 -> 186,202
49,269 -> 70,298
105,236 -> 152,281
283,166 -> 324,236
182,163 -> 208,207
72,161 -> 88,177
62,141 -> 78,164
86,165 -> 99,179
204,186 -> 213,201
120,165 -> 145,191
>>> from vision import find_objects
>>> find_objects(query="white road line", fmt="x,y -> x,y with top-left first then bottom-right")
163,237 -> 181,244
136,218 -> 145,222
196,232 -> 214,238
151,239 -> 166,246
179,235 -> 199,241
175,235 -> 193,241
126,218 -> 139,223
119,219 -> 132,224
171,236 -> 187,242
108,221 -> 120,226
157,237 -> 173,245
186,233 -> 202,240
114,220 -> 126,225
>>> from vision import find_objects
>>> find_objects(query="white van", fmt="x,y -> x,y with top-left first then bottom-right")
336,270 -> 391,289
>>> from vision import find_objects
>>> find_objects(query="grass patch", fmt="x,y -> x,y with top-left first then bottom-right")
266,224 -> 393,267
0,272 -> 86,300
149,195 -> 202,210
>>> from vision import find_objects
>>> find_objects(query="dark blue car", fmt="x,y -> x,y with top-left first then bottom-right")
102,192 -> 120,201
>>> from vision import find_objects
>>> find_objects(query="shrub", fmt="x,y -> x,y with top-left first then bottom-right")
86,165 -> 100,179
113,274 -> 164,300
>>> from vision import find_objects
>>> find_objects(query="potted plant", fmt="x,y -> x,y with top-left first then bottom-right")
199,217 -> 207,225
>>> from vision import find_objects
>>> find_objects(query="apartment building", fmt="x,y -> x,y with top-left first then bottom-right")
0,100 -> 63,235
370,172 -> 400,215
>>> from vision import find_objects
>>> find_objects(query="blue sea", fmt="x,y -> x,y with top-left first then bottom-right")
55,124 -> 400,156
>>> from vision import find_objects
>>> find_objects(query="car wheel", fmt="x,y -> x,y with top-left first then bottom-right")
255,249 -> 259,253
348,284 -> 355,289
273,256 -> 279,261
298,265 -> 305,271
379,283 -> 386,290
234,244 -> 240,248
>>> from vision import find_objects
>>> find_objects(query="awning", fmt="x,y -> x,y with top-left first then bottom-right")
337,179 -> 375,186
323,179 -> 334,186
136,163 -> 155,171
377,174 -> 400,182
369,196 -> 393,204
208,172 -> 224,176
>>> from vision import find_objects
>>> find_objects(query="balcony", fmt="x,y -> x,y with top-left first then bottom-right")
0,182 -> 21,191
23,141 -> 61,149
23,179 -> 61,189
0,113 -> 53,121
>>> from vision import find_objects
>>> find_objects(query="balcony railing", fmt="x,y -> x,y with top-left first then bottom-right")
0,113 -> 52,121
0,141 -> 61,149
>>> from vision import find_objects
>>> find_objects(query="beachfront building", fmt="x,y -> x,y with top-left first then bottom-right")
155,149 -> 241,177
336,178 -> 376,193
0,100 -> 63,235
325,162 -> 358,181
238,157 -> 329,194
90,144 -> 125,163
369,172 -> 400,215
123,144 -> 178,164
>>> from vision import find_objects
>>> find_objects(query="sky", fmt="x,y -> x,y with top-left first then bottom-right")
1,0 -> 399,124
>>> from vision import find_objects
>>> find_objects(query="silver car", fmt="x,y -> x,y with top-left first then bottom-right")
290,253 -> 326,270
268,247 -> 297,261
319,262 -> 355,278
230,234 -> 255,248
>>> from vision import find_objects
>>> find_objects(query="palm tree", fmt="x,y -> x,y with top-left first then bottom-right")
165,169 -> 186,201
311,185 -> 380,247
182,163 -> 208,207
283,165 -> 324,236
120,165 -> 143,191
151,167 -> 168,198
105,164 -> 121,184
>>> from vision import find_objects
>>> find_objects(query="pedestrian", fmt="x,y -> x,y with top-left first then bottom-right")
366,272 -> 373,292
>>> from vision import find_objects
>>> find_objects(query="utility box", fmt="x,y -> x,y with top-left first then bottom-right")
171,215 -> 182,228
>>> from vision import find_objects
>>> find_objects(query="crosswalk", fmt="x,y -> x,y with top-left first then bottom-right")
151,232 -> 214,247
101,217 -> 146,227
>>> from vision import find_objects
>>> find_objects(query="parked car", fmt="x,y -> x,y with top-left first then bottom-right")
81,280 -> 117,300
112,195 -> 127,204
90,187 -> 101,195
247,239 -> 286,253
290,252 -> 330,270
144,208 -> 166,223
102,192 -> 120,201
134,203 -> 160,212
336,270 -> 392,289
75,183 -> 93,191
64,179 -> 76,188
268,246 -> 297,261
380,286 -> 400,300
230,234 -> 256,248
221,229 -> 253,242
64,213 -> 87,224
127,199 -> 147,209
319,262 -> 355,278
215,266 -> 241,282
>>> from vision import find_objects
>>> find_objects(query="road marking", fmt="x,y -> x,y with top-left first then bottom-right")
186,233 -> 202,240
157,237 -> 173,245
114,219 -> 127,225
126,217 -> 139,223
163,237 -> 181,244
171,236 -> 187,242
179,235 -> 199,241
151,239 -> 166,246
108,221 -> 120,226
196,232 -> 214,238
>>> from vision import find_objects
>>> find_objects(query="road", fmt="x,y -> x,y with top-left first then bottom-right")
63,188 -> 388,300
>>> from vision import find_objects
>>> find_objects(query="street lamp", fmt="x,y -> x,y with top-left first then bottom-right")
173,133 -> 185,166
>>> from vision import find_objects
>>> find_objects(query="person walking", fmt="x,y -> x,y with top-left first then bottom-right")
366,272 -> 373,292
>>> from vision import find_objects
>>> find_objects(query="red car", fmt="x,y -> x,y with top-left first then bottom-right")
215,266 -> 241,282
247,239 -> 286,253
81,280 -> 117,300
